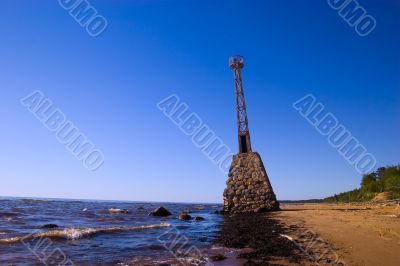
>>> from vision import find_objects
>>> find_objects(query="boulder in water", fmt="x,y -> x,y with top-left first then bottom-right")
149,207 -> 171,217
178,212 -> 192,220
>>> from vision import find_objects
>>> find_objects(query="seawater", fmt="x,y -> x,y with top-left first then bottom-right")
0,197 -> 222,265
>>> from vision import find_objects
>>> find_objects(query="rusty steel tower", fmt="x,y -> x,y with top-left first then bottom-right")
229,55 -> 252,154
224,56 -> 279,213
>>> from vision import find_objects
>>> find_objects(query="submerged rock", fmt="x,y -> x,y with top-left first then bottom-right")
178,212 -> 192,220
210,254 -> 227,261
149,207 -> 172,217
193,216 -> 205,221
41,224 -> 58,229
199,236 -> 207,242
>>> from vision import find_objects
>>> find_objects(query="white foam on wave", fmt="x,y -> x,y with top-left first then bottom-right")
62,228 -> 97,240
0,223 -> 170,244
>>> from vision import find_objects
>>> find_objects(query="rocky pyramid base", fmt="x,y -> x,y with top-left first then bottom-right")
223,152 -> 279,213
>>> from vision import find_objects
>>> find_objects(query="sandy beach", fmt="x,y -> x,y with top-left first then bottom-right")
212,202 -> 400,266
274,202 -> 400,266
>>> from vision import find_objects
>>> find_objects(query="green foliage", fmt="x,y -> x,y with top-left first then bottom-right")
323,165 -> 400,203
324,189 -> 361,203
380,166 -> 400,191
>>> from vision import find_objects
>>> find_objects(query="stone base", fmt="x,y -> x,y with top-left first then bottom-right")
223,152 -> 279,213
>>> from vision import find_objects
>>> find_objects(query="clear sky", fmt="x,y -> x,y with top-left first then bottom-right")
0,0 -> 399,203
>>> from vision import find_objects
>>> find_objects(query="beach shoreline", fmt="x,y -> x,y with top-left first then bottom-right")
1,198 -> 399,265
213,202 -> 400,266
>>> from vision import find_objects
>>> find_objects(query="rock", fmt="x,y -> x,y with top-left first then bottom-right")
223,152 -> 279,213
41,224 -> 58,229
106,208 -> 129,214
213,210 -> 226,214
149,207 -> 172,217
193,216 -> 205,221
136,206 -> 145,210
178,212 -> 192,220
199,236 -> 207,241
210,254 -> 227,261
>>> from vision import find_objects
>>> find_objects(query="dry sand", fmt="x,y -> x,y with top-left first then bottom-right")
273,203 -> 400,266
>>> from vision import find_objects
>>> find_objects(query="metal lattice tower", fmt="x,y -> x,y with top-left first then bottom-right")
229,55 -> 252,154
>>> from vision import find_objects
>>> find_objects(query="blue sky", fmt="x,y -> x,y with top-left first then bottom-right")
0,0 -> 399,203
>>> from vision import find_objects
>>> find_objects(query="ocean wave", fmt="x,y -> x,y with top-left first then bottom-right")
0,223 -> 170,244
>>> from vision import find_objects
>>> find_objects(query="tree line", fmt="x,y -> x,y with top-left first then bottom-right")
324,165 -> 400,203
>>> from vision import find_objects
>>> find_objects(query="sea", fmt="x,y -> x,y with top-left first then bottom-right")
0,197 -> 224,265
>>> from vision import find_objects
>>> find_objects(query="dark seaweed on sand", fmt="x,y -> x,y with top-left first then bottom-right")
216,213 -> 307,265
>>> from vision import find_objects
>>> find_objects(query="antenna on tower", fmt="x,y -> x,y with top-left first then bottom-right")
224,56 -> 279,213
229,55 -> 252,154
